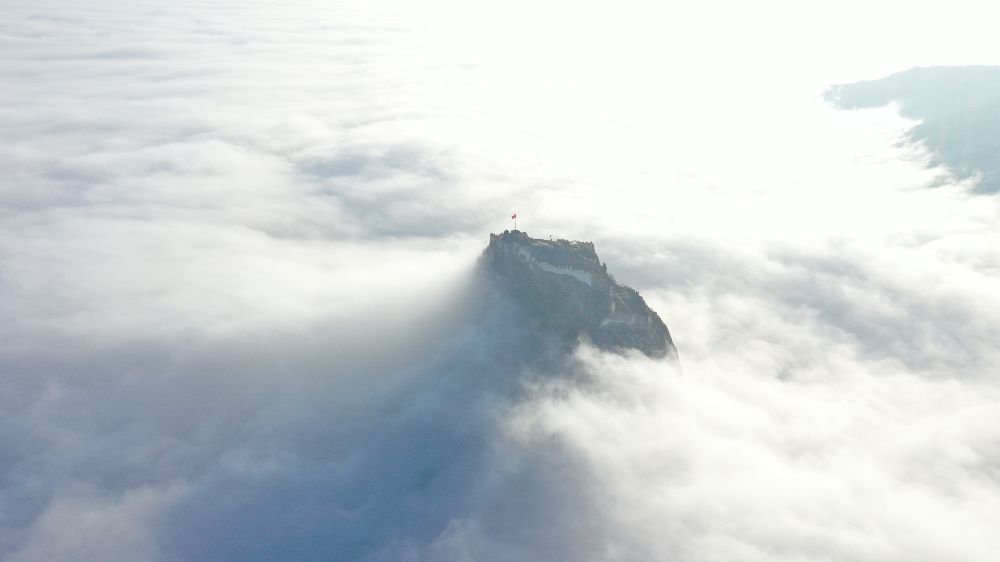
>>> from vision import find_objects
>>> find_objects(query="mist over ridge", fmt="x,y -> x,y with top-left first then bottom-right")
826,65 -> 1000,193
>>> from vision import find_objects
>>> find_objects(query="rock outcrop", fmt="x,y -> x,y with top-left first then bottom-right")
480,230 -> 677,359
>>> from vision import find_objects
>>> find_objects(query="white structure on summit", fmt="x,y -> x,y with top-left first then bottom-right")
516,247 -> 593,287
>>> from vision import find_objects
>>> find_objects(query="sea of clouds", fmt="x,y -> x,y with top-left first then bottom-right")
2,1 -> 1000,560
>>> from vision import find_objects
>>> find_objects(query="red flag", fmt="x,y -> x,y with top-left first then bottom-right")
511,213 -> 517,219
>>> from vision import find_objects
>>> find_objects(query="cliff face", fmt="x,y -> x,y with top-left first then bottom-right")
480,230 -> 677,360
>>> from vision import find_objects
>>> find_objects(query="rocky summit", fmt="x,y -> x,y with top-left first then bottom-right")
480,230 -> 677,360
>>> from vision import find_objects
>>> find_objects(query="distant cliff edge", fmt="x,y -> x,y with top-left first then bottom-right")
826,65 -> 1000,194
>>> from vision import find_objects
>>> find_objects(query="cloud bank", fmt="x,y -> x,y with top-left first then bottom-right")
2,1 -> 1000,560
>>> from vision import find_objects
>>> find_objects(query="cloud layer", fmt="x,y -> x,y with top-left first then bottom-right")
2,1 -> 1000,560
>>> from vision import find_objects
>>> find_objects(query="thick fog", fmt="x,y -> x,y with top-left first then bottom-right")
2,1 -> 1000,560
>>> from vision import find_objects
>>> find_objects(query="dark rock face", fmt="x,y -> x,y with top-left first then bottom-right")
480,230 -> 677,360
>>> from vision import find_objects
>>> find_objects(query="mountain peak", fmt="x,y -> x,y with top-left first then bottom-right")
481,230 -> 677,360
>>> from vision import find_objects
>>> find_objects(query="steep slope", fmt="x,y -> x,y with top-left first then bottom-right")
480,230 -> 677,360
